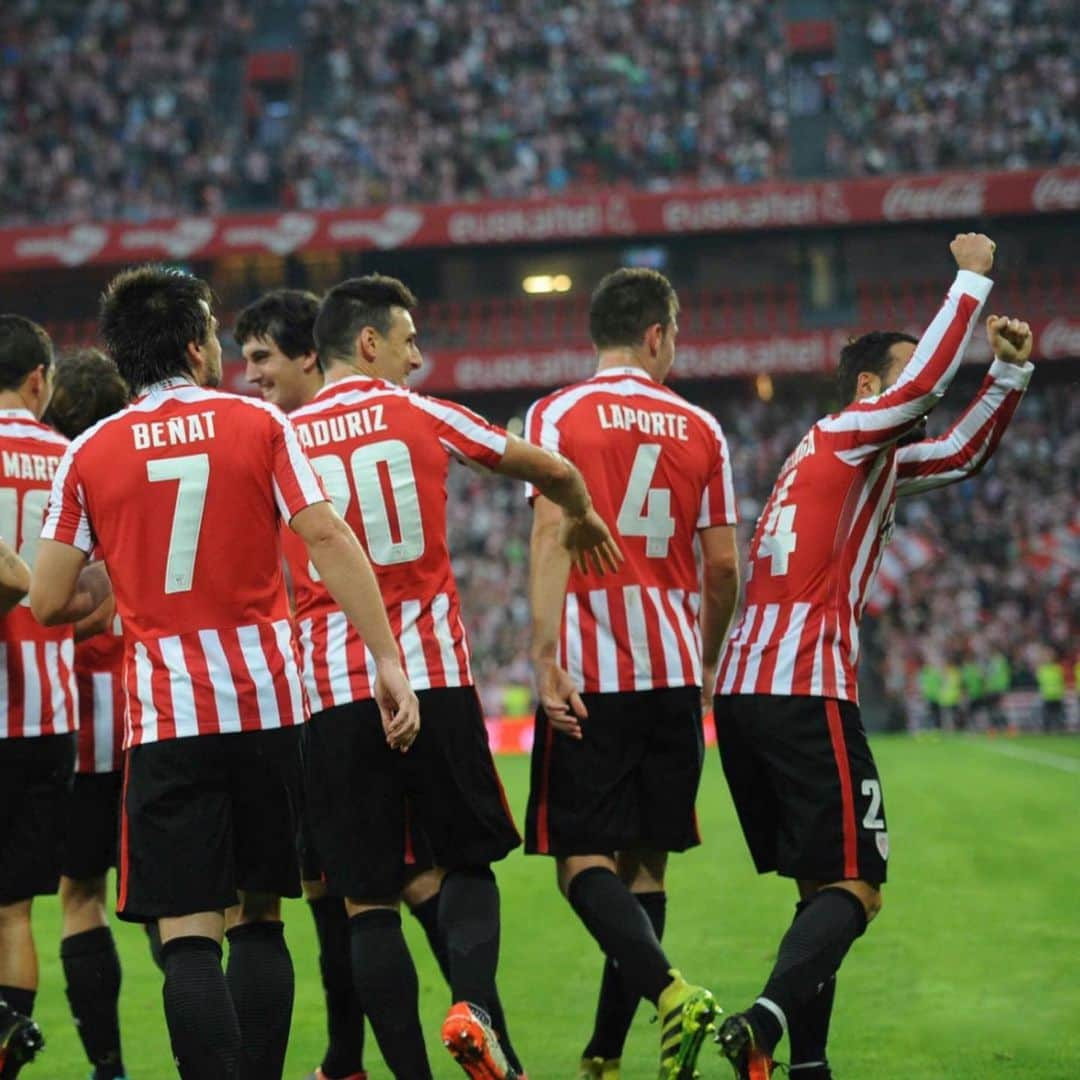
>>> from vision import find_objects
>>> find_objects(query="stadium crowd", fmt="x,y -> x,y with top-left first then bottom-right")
3,0 -> 1079,225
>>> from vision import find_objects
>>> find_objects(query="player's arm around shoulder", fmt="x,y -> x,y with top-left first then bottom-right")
698,524 -> 740,713
30,546 -> 111,627
0,536 -> 31,615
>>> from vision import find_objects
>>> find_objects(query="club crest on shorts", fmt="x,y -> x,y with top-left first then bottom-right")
876,831 -> 890,860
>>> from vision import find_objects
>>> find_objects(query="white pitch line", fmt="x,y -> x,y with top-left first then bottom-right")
984,742 -> 1080,774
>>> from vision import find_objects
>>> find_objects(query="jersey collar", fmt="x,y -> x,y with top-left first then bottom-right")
314,373 -> 398,399
0,407 -> 37,421
592,365 -> 657,383
133,376 -> 196,403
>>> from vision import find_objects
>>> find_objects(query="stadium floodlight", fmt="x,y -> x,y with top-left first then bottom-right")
522,274 -> 573,294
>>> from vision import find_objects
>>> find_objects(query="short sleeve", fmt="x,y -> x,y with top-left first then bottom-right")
41,446 -> 96,553
410,395 -> 507,469
523,395 -> 560,502
268,410 -> 328,521
696,427 -> 738,529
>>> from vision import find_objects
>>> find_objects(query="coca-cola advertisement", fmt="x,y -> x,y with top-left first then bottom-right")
0,167 -> 1076,271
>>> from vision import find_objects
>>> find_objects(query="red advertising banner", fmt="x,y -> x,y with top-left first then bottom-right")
2,167 -> 1078,271
219,315 -> 1077,396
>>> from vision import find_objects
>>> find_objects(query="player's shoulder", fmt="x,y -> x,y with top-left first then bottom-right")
0,412 -> 70,451
293,376 -> 407,421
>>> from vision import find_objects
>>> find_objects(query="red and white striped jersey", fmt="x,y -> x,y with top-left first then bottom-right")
525,366 -> 737,693
42,379 -> 326,747
0,410 -> 76,738
74,613 -> 124,773
717,271 -> 1031,703
281,376 -> 507,709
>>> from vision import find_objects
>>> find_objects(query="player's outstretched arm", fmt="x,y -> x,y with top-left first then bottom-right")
698,525 -> 740,713
0,537 -> 31,615
896,315 -> 1035,497
30,544 -> 112,626
499,435 -> 622,575
291,501 -> 419,751
822,233 -> 996,452
529,493 -> 586,739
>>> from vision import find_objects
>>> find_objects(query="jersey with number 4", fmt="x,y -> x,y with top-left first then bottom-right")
717,269 -> 1006,703
0,410 -> 76,738
281,375 -> 508,710
525,366 -> 737,693
42,379 -> 326,747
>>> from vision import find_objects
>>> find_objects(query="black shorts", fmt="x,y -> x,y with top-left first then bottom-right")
525,686 -> 704,857
715,694 -> 889,885
304,686 -> 520,900
61,770 -> 122,881
117,726 -> 304,922
0,733 -> 76,904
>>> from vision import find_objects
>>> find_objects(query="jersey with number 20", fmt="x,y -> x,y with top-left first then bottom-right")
42,378 -> 327,747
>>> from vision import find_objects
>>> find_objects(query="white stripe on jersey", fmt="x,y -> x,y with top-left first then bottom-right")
91,672 -> 115,773
298,619 -> 323,713
0,421 -> 69,445
44,642 -> 67,732
623,585 -> 653,691
199,630 -> 242,734
668,589 -> 703,687
44,451 -> 94,552
159,635 -> 198,739
563,593 -> 584,689
646,587 -> 682,685
588,591 -> 619,692
845,458 -> 894,659
20,643 -> 41,737
238,624 -> 280,729
431,592 -> 462,688
719,605 -> 757,694
772,602 -> 811,695
409,395 -> 508,456
325,610 -> 354,707
809,618 -> 826,697
400,599 -> 429,686
738,603 -> 780,694
273,620 -> 305,725
134,642 -> 158,743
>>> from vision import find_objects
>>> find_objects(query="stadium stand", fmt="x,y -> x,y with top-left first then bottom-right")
2,0 -> 1077,225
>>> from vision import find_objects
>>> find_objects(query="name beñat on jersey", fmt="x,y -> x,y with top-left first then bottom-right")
596,403 -> 690,440
132,411 -> 217,449
295,405 -> 388,449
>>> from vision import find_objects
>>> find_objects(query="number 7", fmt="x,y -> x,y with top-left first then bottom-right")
147,454 -> 210,594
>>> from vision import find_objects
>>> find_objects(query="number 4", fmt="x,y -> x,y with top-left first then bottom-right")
617,444 -> 675,559
147,454 -> 209,594
757,471 -> 798,576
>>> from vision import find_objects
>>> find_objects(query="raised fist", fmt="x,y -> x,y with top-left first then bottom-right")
950,232 -> 995,275
985,315 -> 1034,365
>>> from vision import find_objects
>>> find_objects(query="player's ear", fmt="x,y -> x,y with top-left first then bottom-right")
643,322 -> 663,356
854,370 -> 881,401
300,351 -> 319,375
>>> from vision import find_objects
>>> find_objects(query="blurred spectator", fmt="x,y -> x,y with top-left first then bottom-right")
1036,648 -> 1067,731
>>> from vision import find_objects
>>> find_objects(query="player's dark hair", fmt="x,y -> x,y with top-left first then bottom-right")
588,268 -> 679,350
235,289 -> 322,370
836,331 -> 918,404
44,348 -> 130,440
0,314 -> 54,391
100,265 -> 214,391
315,274 -> 418,365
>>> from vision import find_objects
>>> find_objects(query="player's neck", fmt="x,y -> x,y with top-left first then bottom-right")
323,359 -> 374,386
595,349 -> 657,381
0,389 -> 37,417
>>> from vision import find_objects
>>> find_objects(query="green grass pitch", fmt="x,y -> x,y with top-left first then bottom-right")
25,734 -> 1080,1078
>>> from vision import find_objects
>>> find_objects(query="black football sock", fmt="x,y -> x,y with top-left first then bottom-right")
161,936 -> 241,1080
60,927 -> 126,1079
583,890 -> 666,1060
409,892 -> 451,984
309,897 -> 366,1078
348,909 -> 431,1080
439,867 -> 501,1012
567,867 -> 672,1006
436,869 -> 523,1073
785,900 -> 837,1074
146,921 -> 165,974
0,986 -> 34,1017
225,921 -> 294,1080
750,889 -> 867,1056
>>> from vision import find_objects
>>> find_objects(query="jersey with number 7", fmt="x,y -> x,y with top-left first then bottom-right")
524,365 -> 737,692
41,378 -> 327,747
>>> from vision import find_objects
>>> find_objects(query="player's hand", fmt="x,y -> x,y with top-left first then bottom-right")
985,315 -> 1033,365
950,232 -> 995,275
701,662 -> 717,716
373,658 -> 420,752
559,508 -> 623,576
536,658 -> 587,739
